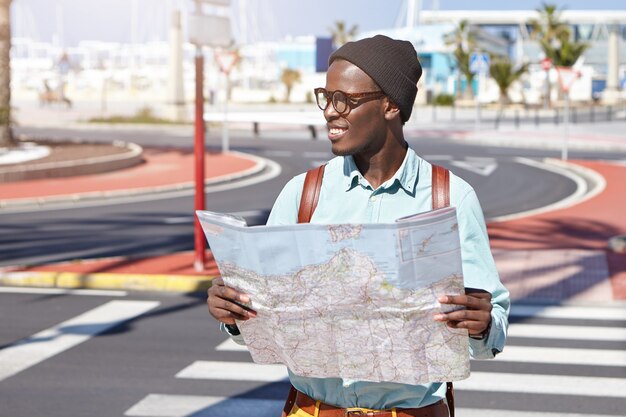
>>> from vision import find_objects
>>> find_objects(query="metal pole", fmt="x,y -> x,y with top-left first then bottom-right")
562,92 -> 570,161
543,68 -> 550,110
475,97 -> 481,131
194,47 -> 206,271
222,72 -> 230,153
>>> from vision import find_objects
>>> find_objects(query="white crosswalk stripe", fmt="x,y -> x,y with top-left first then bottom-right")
125,304 -> 626,416
0,300 -> 160,382
176,361 -> 287,382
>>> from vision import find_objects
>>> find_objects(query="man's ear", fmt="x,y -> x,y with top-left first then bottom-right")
383,98 -> 401,121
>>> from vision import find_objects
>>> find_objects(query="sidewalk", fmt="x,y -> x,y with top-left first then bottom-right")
1,121 -> 625,303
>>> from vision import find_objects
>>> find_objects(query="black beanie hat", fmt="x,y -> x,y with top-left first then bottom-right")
329,35 -> 422,122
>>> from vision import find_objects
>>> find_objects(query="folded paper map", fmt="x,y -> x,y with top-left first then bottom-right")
197,207 -> 469,385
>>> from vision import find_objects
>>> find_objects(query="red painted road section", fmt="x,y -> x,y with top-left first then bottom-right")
2,148 -> 625,300
0,148 -> 256,199
488,160 -> 626,299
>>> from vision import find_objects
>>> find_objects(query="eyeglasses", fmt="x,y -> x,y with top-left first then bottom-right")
314,88 -> 385,116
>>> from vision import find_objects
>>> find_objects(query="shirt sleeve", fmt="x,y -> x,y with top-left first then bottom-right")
456,189 -> 510,359
266,174 -> 306,226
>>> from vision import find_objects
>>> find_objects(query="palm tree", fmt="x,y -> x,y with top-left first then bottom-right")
328,21 -> 358,48
529,3 -> 588,103
280,68 -> 301,103
528,3 -> 570,49
0,0 -> 13,147
489,58 -> 529,105
542,31 -> 588,67
444,20 -> 477,99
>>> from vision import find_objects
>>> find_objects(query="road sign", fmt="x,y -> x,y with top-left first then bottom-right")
215,50 -> 239,74
188,14 -> 232,47
469,53 -> 490,75
555,66 -> 580,93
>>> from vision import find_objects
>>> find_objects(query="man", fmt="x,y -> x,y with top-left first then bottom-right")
208,34 -> 510,417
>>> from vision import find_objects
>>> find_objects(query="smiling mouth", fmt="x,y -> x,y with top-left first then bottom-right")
328,127 -> 348,140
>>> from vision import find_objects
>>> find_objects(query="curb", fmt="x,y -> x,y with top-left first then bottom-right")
0,141 -> 144,182
488,158 -> 606,222
0,151 -> 269,210
452,131 -> 626,153
0,270 -> 217,293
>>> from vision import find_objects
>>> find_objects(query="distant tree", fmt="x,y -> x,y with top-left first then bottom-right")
444,20 -> 477,100
489,57 -> 529,105
528,2 -> 570,48
328,21 -> 358,48
529,3 -> 588,104
530,2 -> 588,67
280,68 -> 301,103
0,0 -> 13,147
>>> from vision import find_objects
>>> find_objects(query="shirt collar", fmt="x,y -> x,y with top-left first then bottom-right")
342,148 -> 421,194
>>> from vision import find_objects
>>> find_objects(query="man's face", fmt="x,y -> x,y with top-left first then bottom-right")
323,60 -> 388,157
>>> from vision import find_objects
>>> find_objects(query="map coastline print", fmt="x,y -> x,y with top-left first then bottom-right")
197,207 -> 470,385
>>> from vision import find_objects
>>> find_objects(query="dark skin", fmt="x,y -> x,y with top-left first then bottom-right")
207,59 -> 492,338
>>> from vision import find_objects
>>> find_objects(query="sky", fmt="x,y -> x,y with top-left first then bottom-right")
11,0 -> 626,46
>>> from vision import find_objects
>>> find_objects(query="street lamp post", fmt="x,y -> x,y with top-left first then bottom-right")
193,42 -> 206,271
189,0 -> 233,271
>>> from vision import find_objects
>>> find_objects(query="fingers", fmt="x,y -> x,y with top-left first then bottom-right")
435,290 -> 493,336
207,277 -> 257,325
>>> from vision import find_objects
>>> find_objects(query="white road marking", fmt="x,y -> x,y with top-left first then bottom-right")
508,323 -> 626,341
510,304 -> 626,321
459,410 -> 616,417
490,157 -> 606,222
175,360 -> 288,382
0,286 -> 127,297
455,372 -> 626,398
125,394 -> 283,417
496,345 -> 626,367
0,300 -> 159,382
450,158 -> 498,176
215,338 -> 248,351
124,394 -> 621,417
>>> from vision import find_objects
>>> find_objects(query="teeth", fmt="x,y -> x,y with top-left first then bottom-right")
329,128 -> 346,135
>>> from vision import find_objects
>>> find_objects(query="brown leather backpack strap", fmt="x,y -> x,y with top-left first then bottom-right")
446,381 -> 455,417
297,164 -> 326,223
282,385 -> 298,417
433,163 -> 454,417
431,164 -> 450,210
287,166 -> 324,414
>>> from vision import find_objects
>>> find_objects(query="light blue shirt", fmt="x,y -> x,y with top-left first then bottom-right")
226,148 -> 510,409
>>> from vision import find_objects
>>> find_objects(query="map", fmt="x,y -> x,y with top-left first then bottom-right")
197,207 -> 470,385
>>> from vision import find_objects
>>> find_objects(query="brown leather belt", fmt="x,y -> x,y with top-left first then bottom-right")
294,390 -> 449,417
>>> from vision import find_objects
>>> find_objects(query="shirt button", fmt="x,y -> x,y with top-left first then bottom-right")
370,195 -> 378,202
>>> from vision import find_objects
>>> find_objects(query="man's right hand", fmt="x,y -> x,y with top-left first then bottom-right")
207,277 -> 257,325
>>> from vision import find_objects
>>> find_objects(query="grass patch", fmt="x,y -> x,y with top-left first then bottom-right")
87,107 -> 190,125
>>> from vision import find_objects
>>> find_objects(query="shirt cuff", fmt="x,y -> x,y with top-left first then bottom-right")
469,311 -> 506,359
220,322 -> 247,345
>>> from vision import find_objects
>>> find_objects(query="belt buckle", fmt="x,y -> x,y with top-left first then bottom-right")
344,409 -> 373,417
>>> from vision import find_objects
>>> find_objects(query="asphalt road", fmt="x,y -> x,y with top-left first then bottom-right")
1,126 -> 613,267
1,287 -> 624,417
2,127 -> 626,416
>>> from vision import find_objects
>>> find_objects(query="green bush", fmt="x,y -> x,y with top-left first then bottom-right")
433,93 -> 455,106
87,106 -> 188,125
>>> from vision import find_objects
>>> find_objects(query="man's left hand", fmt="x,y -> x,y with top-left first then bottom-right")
434,288 -> 492,338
